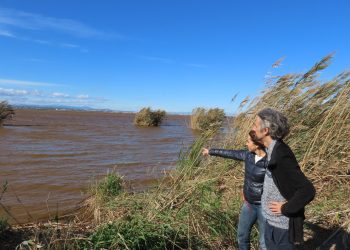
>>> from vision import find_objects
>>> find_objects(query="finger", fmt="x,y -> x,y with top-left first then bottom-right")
269,207 -> 279,213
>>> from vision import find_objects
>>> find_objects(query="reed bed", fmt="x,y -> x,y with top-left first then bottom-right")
190,108 -> 225,131
134,107 -> 166,127
0,101 -> 15,126
1,54 -> 349,249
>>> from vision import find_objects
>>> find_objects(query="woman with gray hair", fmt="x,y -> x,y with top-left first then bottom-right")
252,108 -> 315,250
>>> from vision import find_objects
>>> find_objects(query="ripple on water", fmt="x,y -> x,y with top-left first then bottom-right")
0,110 -> 195,223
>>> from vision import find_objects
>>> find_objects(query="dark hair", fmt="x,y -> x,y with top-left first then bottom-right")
249,130 -> 265,149
257,108 -> 290,140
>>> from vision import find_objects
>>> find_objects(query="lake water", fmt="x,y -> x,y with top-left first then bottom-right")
0,109 -> 196,223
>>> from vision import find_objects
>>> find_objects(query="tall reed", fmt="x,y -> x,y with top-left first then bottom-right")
5,55 -> 349,249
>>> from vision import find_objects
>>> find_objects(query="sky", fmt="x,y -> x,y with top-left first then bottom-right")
0,1 -> 349,113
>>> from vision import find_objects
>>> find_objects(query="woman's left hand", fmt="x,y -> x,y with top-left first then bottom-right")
268,201 -> 286,215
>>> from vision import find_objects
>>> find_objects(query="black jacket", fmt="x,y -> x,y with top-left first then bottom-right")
209,149 -> 267,205
268,140 -> 316,243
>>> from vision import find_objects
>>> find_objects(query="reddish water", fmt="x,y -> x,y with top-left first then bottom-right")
0,109 -> 196,224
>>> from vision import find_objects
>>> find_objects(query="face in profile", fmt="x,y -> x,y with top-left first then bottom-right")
252,116 -> 266,141
246,135 -> 258,152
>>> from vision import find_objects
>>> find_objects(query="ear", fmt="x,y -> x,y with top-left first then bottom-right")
263,127 -> 269,136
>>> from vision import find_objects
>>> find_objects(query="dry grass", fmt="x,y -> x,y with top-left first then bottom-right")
190,107 -> 225,131
2,54 -> 349,249
218,53 -> 350,249
134,107 -> 166,127
0,101 -> 15,126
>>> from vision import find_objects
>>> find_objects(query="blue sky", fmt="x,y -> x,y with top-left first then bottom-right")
0,1 -> 349,113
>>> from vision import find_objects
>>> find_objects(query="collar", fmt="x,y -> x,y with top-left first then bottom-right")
266,139 -> 277,162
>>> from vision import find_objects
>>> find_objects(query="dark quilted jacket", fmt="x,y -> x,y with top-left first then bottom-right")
209,149 -> 267,204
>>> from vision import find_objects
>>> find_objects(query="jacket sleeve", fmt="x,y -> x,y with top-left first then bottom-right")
279,151 -> 316,216
208,149 -> 248,161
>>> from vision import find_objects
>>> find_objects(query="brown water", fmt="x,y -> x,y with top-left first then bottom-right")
0,109 -> 196,224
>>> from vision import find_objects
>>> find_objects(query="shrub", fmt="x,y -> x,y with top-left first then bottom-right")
0,101 -> 15,126
90,215 -> 204,249
93,172 -> 124,201
134,107 -> 166,127
190,107 -> 225,131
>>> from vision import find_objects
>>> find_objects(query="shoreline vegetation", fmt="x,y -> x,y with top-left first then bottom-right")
134,107 -> 166,127
0,101 -> 15,126
1,54 -> 349,249
190,108 -> 225,132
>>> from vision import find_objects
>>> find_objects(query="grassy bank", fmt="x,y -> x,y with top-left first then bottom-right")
1,55 -> 349,249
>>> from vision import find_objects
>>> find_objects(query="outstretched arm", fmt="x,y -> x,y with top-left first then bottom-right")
205,148 -> 248,161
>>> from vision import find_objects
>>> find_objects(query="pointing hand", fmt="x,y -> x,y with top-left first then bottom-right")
202,148 -> 209,156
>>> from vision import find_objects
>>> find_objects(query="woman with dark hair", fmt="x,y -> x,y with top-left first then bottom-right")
202,131 -> 267,250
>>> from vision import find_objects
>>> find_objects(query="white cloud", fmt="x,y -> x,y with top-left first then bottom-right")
32,90 -> 41,96
31,39 -> 51,45
0,87 -> 44,97
52,92 -> 69,97
0,7 -> 123,39
0,30 -> 54,45
60,43 -> 88,52
1,32 -> 87,52
0,78 -> 64,87
0,28 -> 15,37
0,87 -> 28,96
0,8 -> 121,52
77,94 -> 89,99
0,86 -> 106,107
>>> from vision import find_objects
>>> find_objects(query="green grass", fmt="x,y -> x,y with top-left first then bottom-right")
89,215 -> 204,250
91,172 -> 124,203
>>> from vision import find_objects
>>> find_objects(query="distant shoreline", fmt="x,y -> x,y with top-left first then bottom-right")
12,105 -> 193,116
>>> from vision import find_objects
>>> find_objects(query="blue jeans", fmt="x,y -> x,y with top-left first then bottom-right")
237,201 -> 266,250
264,221 -> 295,250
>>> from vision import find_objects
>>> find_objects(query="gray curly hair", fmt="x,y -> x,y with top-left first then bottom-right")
257,108 -> 290,140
